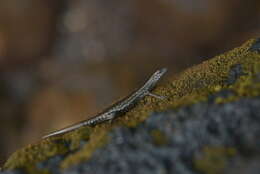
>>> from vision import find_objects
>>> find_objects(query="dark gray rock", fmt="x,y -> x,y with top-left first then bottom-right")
225,64 -> 246,85
2,97 -> 259,174
249,38 -> 260,52
36,155 -> 64,174
0,170 -> 24,174
64,97 -> 260,174
208,89 -> 235,103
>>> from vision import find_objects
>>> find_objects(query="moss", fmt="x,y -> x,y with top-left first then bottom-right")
3,138 -> 68,172
60,126 -> 109,169
25,167 -> 51,174
194,146 -> 237,174
62,126 -> 92,151
150,130 -> 169,146
3,125 -> 92,172
3,39 -> 260,172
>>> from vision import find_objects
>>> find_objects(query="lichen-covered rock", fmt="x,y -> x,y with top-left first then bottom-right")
1,39 -> 260,174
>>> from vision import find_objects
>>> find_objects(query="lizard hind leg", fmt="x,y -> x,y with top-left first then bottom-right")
146,92 -> 165,100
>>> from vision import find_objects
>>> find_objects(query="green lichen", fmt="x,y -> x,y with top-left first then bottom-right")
194,146 -> 237,174
3,39 -> 260,173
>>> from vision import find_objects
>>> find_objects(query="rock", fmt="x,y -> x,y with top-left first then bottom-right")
1,39 -> 260,174
65,97 -> 260,174
249,38 -> 260,52
0,170 -> 24,174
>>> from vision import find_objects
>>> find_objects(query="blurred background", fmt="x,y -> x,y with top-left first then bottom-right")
0,0 -> 259,166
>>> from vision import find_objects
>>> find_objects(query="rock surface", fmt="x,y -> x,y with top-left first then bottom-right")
64,97 -> 260,174
1,39 -> 260,174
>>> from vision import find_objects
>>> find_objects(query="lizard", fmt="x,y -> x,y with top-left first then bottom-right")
42,68 -> 167,139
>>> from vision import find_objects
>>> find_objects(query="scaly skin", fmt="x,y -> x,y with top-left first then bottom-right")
42,68 -> 167,139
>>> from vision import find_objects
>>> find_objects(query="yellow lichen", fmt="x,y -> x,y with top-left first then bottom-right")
150,130 -> 168,146
194,146 -> 237,174
60,126 -> 109,169
3,138 -> 68,173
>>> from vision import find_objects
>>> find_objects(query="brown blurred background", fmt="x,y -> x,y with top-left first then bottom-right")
0,0 -> 259,166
